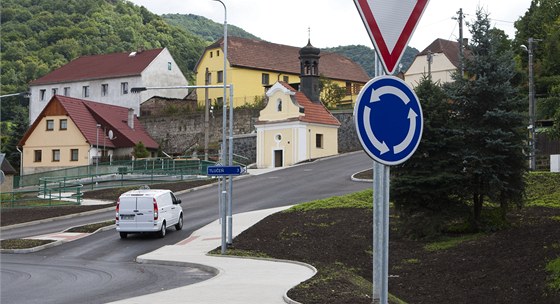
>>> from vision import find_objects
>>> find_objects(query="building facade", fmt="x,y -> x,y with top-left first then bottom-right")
19,95 -> 159,175
194,37 -> 370,108
256,42 -> 340,168
28,48 -> 188,125
404,39 -> 465,87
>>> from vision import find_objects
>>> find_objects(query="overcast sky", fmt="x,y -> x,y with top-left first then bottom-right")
129,0 -> 531,51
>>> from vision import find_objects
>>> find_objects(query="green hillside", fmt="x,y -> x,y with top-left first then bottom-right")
323,45 -> 419,77
162,13 -> 260,42
0,0 -> 207,95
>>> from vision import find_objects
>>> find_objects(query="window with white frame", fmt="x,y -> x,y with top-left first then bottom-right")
83,86 -> 90,97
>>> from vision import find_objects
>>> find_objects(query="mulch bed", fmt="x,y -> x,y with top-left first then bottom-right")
230,206 -> 560,304
1,179 -> 214,227
0,204 -> 114,227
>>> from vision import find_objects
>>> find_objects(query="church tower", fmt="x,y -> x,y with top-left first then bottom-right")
299,39 -> 321,103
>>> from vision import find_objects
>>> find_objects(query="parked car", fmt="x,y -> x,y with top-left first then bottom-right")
116,188 -> 183,238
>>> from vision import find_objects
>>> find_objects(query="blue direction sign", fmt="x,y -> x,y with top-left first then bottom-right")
207,165 -> 243,176
354,75 -> 423,166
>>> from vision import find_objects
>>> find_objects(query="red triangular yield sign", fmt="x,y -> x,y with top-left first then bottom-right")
354,0 -> 430,74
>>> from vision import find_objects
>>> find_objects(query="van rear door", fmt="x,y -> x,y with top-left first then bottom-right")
135,197 -> 155,228
118,197 -> 138,230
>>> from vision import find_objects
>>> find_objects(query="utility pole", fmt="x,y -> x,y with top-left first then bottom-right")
528,37 -> 536,170
456,8 -> 464,77
427,50 -> 433,80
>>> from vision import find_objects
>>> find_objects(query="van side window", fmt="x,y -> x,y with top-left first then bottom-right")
171,193 -> 178,204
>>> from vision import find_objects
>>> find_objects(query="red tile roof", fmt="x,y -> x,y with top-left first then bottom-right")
259,82 -> 340,126
201,37 -> 369,83
19,96 -> 159,150
418,39 -> 467,69
30,48 -> 165,85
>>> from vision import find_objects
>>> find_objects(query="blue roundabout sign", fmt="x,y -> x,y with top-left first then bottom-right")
354,75 -> 423,166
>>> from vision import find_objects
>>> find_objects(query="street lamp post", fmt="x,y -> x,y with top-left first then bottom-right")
212,0 -> 233,253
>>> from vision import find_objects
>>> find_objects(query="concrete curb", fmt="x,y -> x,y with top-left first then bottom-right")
135,256 -> 221,277
350,169 -> 373,182
0,205 -> 115,231
0,239 -> 64,254
0,221 -> 115,254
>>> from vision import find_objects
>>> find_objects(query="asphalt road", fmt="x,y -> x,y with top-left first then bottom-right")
1,152 -> 372,304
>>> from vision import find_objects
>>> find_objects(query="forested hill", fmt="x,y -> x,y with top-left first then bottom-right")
323,45 -> 419,77
0,0 -> 207,95
162,14 -> 260,42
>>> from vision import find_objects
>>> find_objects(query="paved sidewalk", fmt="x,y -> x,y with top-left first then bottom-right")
109,206 -> 316,304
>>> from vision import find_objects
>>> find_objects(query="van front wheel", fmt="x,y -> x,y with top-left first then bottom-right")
175,215 -> 183,231
158,222 -> 166,238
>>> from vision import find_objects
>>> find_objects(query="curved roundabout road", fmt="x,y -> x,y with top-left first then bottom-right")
1,152 -> 372,304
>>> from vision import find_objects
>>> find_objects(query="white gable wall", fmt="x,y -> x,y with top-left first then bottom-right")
139,48 -> 189,103
404,53 -> 457,87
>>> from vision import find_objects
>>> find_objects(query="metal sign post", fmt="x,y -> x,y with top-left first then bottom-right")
354,72 -> 423,304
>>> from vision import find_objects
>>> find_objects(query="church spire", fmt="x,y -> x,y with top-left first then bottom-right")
299,34 -> 321,103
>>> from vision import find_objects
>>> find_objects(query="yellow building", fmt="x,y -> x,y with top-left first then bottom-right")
18,95 -> 159,175
194,37 -> 370,108
256,82 -> 340,168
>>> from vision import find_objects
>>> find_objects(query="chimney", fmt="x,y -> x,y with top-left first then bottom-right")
128,108 -> 134,129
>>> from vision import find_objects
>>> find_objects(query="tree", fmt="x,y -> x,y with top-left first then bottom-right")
132,141 -> 150,158
446,9 -> 527,228
319,77 -> 347,109
392,77 -> 466,237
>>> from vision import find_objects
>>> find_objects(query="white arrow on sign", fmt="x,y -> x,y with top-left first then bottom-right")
394,108 -> 418,154
354,0 -> 430,74
364,106 -> 390,155
370,86 -> 410,104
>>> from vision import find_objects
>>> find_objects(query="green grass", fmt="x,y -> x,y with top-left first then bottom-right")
424,234 -> 484,252
525,172 -> 560,208
546,257 -> 560,291
209,248 -> 271,258
285,189 -> 373,212
0,239 -> 55,250
66,220 -> 114,233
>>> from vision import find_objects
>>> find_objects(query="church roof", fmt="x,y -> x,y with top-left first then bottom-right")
258,82 -> 340,127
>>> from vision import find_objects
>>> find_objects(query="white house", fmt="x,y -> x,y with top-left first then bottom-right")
404,39 -> 466,87
28,48 -> 188,125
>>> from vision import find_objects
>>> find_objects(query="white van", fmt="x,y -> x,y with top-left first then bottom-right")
115,189 -> 183,239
